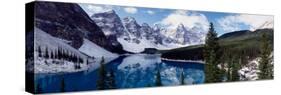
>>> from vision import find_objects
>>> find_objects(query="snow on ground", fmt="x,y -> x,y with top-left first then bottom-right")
26,28 -> 90,73
33,57 -> 89,73
238,53 -> 273,81
239,58 -> 260,80
26,27 -> 122,74
161,58 -> 204,64
79,38 -> 119,58
34,27 -> 87,58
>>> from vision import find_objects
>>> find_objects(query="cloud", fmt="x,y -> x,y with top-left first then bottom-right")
82,4 -> 113,16
159,10 -> 209,32
217,14 -> 273,32
124,7 -> 138,14
147,10 -> 155,15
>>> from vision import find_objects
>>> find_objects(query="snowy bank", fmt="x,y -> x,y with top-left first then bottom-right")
161,58 -> 204,64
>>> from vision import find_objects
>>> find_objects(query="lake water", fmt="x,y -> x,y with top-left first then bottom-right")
33,54 -> 205,93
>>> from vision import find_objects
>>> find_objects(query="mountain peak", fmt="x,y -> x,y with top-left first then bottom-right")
177,23 -> 187,31
91,10 -> 116,18
123,16 -> 137,23
141,23 -> 150,27
178,23 -> 185,27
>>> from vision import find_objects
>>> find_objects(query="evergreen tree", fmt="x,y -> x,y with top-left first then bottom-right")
53,49 -> 57,59
96,57 -> 107,90
50,51 -> 54,59
44,47 -> 49,59
155,69 -> 162,86
69,52 -> 72,61
230,55 -> 240,81
58,47 -> 62,59
259,33 -> 273,79
38,46 -> 42,57
65,51 -> 70,61
226,54 -> 232,81
79,57 -> 83,63
203,22 -> 223,83
86,59 -> 90,65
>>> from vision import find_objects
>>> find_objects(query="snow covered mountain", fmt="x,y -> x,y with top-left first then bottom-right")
140,23 -> 155,41
123,17 -> 142,39
91,10 -> 129,38
34,1 -> 123,53
90,10 -> 207,53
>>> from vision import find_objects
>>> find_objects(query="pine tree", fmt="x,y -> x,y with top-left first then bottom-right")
50,51 -> 54,59
259,33 -> 273,79
58,47 -> 62,60
226,54 -> 232,81
230,55 -> 240,81
44,47 -> 49,59
79,57 -> 83,63
65,51 -> 69,61
203,22 -> 223,83
53,49 -> 57,59
86,59 -> 90,65
155,69 -> 162,86
97,57 -> 107,90
38,46 -> 42,57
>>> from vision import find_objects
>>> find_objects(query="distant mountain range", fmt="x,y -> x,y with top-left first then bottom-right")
90,10 -> 207,53
161,28 -> 273,60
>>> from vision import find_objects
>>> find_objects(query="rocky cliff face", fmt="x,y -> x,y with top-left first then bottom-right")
34,1 -> 123,53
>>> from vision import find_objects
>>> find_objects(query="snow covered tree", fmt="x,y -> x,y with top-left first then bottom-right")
259,33 -> 273,79
97,57 -> 107,90
204,22 -> 223,83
